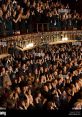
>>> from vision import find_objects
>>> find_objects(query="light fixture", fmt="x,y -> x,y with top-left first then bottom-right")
26,43 -> 34,49
62,37 -> 68,41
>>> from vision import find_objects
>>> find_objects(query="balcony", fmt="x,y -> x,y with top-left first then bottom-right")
0,30 -> 82,57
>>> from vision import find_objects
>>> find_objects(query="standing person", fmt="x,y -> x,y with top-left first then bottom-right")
19,8 -> 29,34
3,11 -> 13,36
12,4 -> 21,34
3,74 -> 12,89
0,9 -> 6,36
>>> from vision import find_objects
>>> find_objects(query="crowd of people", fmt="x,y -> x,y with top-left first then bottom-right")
0,0 -> 82,36
0,41 -> 82,111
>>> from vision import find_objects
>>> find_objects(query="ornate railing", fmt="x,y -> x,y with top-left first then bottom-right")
0,30 -> 82,54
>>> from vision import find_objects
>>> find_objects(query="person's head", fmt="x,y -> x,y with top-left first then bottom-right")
28,89 -> 31,95
21,75 -> 25,80
35,78 -> 40,83
4,80 -> 11,89
43,85 -> 48,92
7,99 -> 16,109
54,71 -> 58,76
18,76 -> 22,82
6,0 -> 11,4
15,86 -> 21,94
23,0 -> 27,4
48,83 -> 52,90
40,66 -> 43,72
36,92 -> 41,98
1,4 -> 7,13
32,1 -> 36,7
63,66 -> 67,72
26,10 -> 30,17
73,102 -> 82,110
22,86 -> 27,93
8,66 -> 13,72
28,72 -> 32,77
18,63 -> 21,68
9,91 -> 14,99
17,4 -> 21,11
14,78 -> 18,84
47,101 -> 54,110
2,67 -> 5,73
5,69 -> 9,75
62,90 -> 67,96
22,64 -> 26,69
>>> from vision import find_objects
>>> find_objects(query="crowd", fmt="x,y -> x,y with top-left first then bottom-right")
72,99 -> 82,110
0,0 -> 82,36
0,41 -> 82,111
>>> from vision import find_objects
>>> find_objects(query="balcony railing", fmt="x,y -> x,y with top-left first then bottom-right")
0,30 -> 82,54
